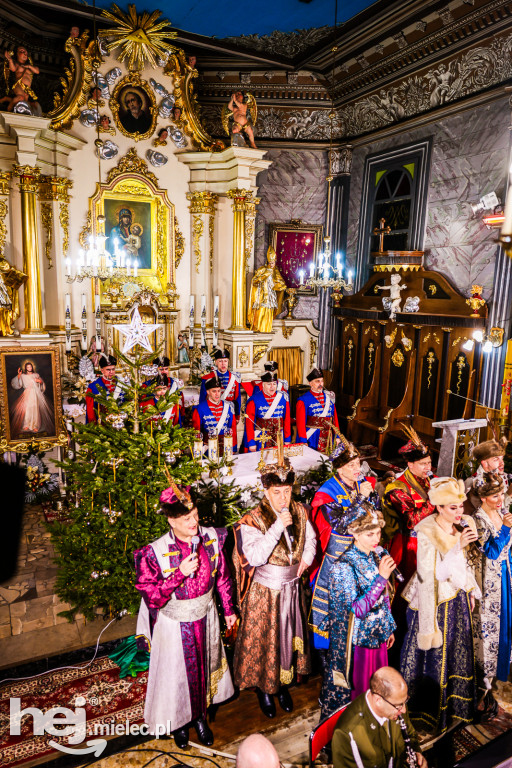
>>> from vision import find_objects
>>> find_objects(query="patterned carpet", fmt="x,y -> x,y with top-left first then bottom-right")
0,657 -> 147,768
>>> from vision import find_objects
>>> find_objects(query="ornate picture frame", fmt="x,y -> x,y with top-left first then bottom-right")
0,346 -> 64,451
269,220 -> 323,295
81,149 -> 177,308
110,72 -> 157,141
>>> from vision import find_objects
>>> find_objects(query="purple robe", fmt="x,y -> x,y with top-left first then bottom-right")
134,526 -> 235,731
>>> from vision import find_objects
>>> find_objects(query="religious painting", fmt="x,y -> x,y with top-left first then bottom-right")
110,74 -> 157,141
83,149 -> 177,308
269,221 -> 323,295
104,199 -> 152,270
0,347 -> 63,447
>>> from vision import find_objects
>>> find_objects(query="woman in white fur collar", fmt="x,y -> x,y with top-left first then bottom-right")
399,477 -> 481,735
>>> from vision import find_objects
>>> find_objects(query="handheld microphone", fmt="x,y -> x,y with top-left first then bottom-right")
280,506 -> 295,549
375,545 -> 404,582
458,520 -> 484,553
189,535 -> 200,578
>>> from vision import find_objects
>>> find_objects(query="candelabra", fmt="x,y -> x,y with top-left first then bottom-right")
65,214 -> 141,284
297,235 -> 354,294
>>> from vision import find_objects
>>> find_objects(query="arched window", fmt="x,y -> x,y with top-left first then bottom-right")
372,165 -> 413,253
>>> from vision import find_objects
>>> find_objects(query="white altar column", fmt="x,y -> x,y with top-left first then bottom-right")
178,148 -> 272,375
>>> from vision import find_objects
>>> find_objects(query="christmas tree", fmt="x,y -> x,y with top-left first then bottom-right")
51,344 -> 202,622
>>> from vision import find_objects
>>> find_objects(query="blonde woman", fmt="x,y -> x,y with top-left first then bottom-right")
400,477 -> 480,735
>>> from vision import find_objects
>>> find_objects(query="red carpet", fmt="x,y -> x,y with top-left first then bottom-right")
0,657 -> 147,768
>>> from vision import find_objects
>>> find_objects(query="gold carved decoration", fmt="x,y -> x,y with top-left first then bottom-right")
187,191 -> 217,215
309,339 -> 317,369
99,4 -> 177,71
85,149 -> 176,305
378,408 -> 394,433
48,32 -> 98,131
0,172 -> 10,198
426,350 -> 435,389
38,175 -> 72,202
428,283 -> 437,295
282,325 -> 294,340
367,341 -> 375,374
192,215 -> 204,274
209,214 -> 215,274
59,202 -> 70,260
423,331 -> 441,345
110,72 -> 158,141
347,338 -> 354,370
238,347 -> 250,368
452,335 -> 468,348
391,348 -> 405,367
164,50 -> 225,152
40,203 -> 53,268
107,148 -> 159,186
254,343 -> 269,363
456,354 -> 467,394
174,217 -> 185,269
244,196 -> 258,270
344,322 -> 357,334
347,398 -> 361,421
385,328 -> 397,348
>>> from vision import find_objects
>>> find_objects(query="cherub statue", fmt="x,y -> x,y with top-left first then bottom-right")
222,91 -> 257,149
0,46 -> 41,115
0,257 -> 27,336
375,273 -> 407,321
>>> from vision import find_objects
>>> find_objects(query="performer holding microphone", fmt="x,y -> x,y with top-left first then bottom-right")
319,501 -> 398,719
233,449 -> 316,718
134,479 -> 236,749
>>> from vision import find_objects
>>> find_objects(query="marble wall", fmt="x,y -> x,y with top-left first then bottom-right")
346,96 -> 510,301
255,148 -> 328,324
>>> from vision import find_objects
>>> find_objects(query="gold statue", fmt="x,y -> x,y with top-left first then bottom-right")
247,245 -> 287,333
0,258 -> 27,336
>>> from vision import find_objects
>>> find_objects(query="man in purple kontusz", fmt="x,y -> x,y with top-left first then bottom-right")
134,481 -> 237,749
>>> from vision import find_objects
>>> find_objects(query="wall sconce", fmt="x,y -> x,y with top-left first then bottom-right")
471,192 -> 504,229
462,327 -> 504,352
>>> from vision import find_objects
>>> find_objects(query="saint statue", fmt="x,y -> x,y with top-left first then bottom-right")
0,257 -> 27,336
247,245 -> 287,333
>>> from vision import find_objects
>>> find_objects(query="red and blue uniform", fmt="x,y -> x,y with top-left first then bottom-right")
200,369 -> 241,417
241,388 -> 291,452
192,398 -> 237,452
296,389 -> 339,451
85,377 -> 117,424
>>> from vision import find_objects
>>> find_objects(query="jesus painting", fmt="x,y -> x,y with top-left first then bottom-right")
10,361 -> 54,437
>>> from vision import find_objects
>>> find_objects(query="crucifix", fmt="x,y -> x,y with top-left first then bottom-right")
373,218 -> 392,252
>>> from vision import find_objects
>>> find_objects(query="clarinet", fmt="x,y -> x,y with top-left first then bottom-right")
396,713 -> 418,768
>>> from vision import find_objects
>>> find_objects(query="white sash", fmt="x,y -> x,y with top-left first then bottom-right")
306,392 -> 332,439
221,372 -> 236,401
163,379 -> 180,423
264,391 -> 284,419
214,401 -> 231,434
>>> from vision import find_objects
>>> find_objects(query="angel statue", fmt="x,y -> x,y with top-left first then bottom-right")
222,91 -> 257,149
375,273 -> 406,321
247,245 -> 287,333
0,46 -> 42,115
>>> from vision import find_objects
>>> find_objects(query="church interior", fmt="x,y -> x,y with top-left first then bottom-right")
1,0 -> 512,766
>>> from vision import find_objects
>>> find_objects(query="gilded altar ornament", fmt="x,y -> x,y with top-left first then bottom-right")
48,31 -> 100,131
466,284 -> 486,317
285,288 -> 298,319
164,50 -> 225,152
0,258 -> 27,336
391,347 -> 405,367
222,92 -> 258,149
99,4 -> 177,72
247,245 -> 287,333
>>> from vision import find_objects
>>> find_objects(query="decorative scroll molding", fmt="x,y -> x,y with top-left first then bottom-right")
186,191 -> 218,215
221,25 -> 333,57
48,32 -> 98,131
40,203 -> 53,268
106,147 -> 159,186
209,214 -> 215,274
192,215 -> 204,274
175,216 -> 185,269
59,202 -> 70,260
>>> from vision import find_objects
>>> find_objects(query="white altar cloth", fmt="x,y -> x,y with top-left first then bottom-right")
203,445 -> 327,489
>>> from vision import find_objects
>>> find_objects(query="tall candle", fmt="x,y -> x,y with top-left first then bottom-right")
213,295 -> 219,347
189,295 -> 195,347
200,294 -> 206,347
298,269 -> 304,285
95,294 -> 101,352
133,259 -> 138,278
81,293 -> 88,353
224,434 -> 233,461
309,262 -> 315,278
208,434 -> 218,462
65,294 -> 72,352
